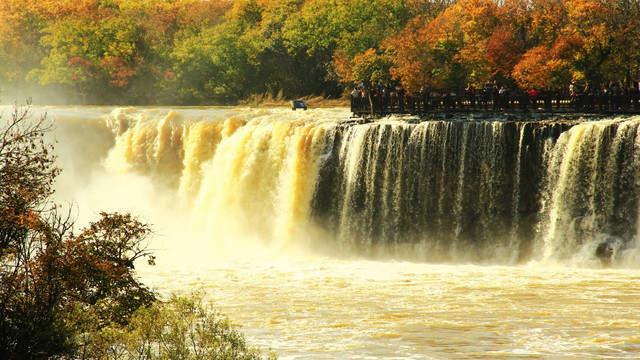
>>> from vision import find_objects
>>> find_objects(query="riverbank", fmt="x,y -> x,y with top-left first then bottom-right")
1,91 -> 351,109
239,93 -> 349,108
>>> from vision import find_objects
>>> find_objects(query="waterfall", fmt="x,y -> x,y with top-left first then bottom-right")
314,121 -> 533,262
536,118 -> 640,263
63,107 -> 640,265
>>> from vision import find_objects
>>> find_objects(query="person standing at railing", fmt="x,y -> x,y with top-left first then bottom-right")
529,88 -> 539,110
396,85 -> 406,113
418,86 -> 428,113
465,84 -> 475,110
350,87 -> 361,110
482,82 -> 493,110
497,86 -> 508,110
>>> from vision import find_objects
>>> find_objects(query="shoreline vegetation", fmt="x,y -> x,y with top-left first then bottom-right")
2,1 -> 640,107
0,102 -> 276,359
239,92 -> 350,108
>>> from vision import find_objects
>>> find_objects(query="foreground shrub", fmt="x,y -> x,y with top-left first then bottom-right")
83,293 -> 277,360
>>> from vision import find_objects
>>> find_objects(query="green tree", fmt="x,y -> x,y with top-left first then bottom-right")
171,21 -> 256,104
34,1 -> 147,104
284,0 -> 410,90
235,0 -> 320,99
84,293 -> 276,360
348,49 -> 394,85
35,15 -> 105,103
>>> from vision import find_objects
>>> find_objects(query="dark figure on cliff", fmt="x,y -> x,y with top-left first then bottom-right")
464,84 -> 474,110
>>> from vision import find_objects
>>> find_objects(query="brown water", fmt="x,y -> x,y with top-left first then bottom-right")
139,259 -> 640,359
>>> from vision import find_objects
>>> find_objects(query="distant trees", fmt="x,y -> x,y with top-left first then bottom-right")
0,103 -> 274,359
1,0 -> 640,104
384,0 -> 501,92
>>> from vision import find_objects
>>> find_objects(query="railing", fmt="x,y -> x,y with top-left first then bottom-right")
351,91 -> 640,117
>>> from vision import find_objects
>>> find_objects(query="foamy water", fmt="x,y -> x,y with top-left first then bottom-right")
26,105 -> 640,359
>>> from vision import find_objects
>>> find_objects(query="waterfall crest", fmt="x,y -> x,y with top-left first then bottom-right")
53,107 -> 640,265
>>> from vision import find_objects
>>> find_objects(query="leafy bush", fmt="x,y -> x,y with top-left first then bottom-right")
83,293 -> 276,360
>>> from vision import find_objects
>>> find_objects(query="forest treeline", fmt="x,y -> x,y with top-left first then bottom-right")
1,0 -> 639,105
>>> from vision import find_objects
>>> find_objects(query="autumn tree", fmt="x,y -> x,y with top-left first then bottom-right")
385,0 -> 501,92
0,103 -> 155,359
608,0 -> 640,84
512,35 -> 584,89
405,0 -> 457,19
564,0 -> 640,87
0,1 -> 57,98
33,0 -> 147,104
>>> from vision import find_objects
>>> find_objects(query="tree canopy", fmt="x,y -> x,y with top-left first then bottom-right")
1,0 -> 639,104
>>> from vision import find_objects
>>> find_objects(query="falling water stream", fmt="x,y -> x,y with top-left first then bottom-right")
33,105 -> 640,359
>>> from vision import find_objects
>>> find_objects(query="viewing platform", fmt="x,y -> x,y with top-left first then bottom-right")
350,91 -> 640,118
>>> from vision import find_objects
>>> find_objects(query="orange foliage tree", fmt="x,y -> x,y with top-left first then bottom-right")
485,26 -> 524,83
385,0 -> 501,92
565,0 -> 640,86
385,0 -> 640,93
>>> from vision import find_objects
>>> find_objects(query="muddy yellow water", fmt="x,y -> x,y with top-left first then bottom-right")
139,259 -> 640,359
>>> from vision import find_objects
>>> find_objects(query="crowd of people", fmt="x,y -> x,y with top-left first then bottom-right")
350,81 -> 640,115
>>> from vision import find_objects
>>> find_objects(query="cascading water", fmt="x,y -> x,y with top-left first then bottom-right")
34,106 -> 640,359
314,118 -> 640,265
536,118 -> 640,265
313,121 -> 529,262
49,107 -> 639,265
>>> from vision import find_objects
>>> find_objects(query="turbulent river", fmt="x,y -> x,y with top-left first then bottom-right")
26,105 -> 640,358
